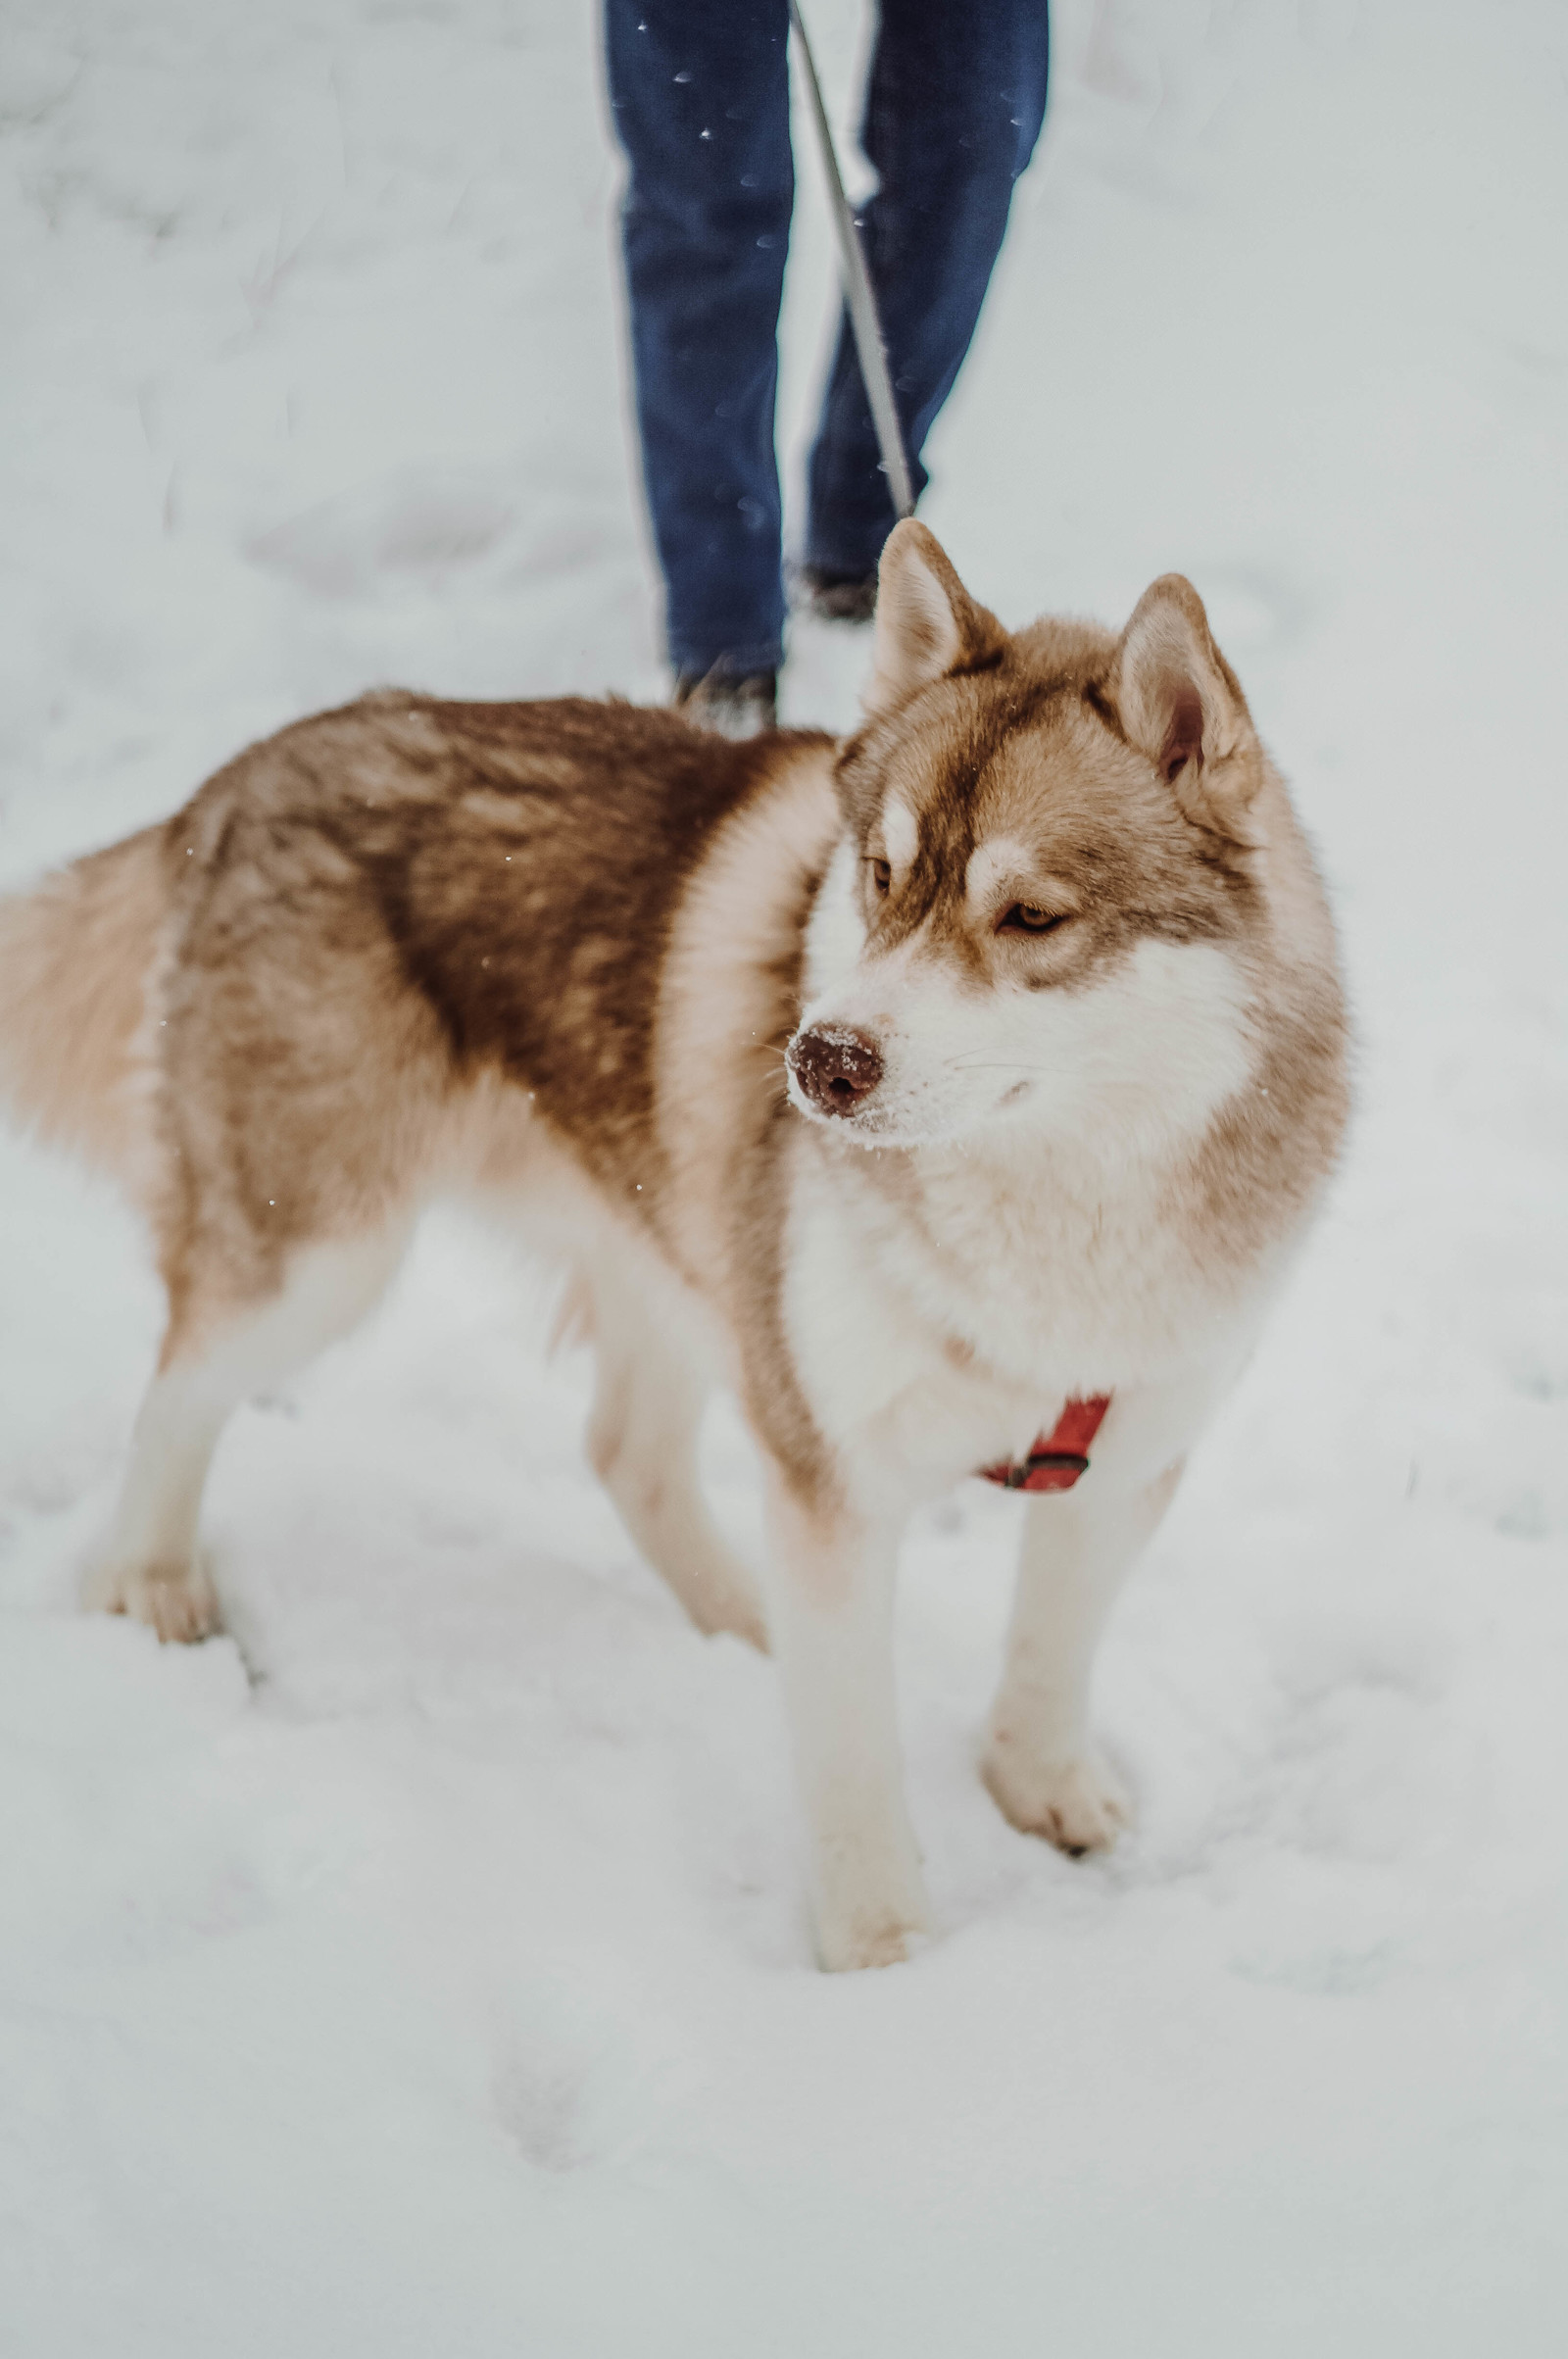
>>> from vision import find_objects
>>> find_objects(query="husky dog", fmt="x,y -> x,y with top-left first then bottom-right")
0,524 -> 1348,1970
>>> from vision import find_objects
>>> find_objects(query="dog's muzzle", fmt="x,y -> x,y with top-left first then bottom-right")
787,1024 -> 883,1118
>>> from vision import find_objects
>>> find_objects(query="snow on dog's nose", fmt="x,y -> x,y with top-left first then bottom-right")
787,1024 -> 883,1118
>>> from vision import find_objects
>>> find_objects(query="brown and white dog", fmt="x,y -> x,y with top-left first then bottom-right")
0,524 -> 1348,1969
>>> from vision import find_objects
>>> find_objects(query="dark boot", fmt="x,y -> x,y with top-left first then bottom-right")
673,666 -> 778,739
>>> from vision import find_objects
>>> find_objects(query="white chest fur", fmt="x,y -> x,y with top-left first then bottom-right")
786,842 -> 1284,1481
782,1121 -> 1281,1490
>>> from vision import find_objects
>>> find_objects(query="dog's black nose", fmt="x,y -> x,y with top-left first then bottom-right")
788,1025 -> 883,1115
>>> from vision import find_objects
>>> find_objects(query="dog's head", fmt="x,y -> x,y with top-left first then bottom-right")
786,523 -> 1268,1155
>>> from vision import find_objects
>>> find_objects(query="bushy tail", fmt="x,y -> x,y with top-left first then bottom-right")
0,824 -> 171,1191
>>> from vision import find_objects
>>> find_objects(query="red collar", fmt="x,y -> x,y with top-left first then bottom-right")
979,1395 -> 1111,1493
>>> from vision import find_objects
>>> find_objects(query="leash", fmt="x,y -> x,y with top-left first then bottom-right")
789,1 -> 915,521
791,11 -> 1103,1498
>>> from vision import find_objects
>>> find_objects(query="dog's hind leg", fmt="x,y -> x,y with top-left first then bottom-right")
85,1228 -> 410,1643
580,1269 -> 768,1651
981,1461 -> 1184,1852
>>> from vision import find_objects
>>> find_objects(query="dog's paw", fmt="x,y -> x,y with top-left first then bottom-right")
719,1610 -> 771,1654
693,1589 -> 770,1653
981,1741 -> 1132,1855
83,1553 -> 222,1646
815,1907 -> 931,1974
811,1853 -> 932,1972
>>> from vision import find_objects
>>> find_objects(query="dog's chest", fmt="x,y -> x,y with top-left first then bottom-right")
902,1166 -> 1188,1381
789,1136 -> 1254,1444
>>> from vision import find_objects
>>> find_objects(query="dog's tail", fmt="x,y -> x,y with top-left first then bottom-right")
0,824 -> 172,1194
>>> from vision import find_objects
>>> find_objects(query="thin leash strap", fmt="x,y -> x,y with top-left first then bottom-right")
788,1 -> 915,522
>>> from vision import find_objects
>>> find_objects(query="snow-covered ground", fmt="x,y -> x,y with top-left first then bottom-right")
2,1 -> 1566,2348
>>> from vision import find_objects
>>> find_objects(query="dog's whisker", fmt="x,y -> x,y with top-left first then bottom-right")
944,1056 -> 1058,1077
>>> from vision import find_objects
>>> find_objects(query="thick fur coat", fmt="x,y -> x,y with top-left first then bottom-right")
0,524 -> 1348,1969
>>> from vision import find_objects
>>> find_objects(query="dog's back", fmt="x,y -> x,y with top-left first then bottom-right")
0,694 -> 833,1244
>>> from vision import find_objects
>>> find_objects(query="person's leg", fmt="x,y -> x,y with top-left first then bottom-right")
804,0 -> 1050,586
605,0 -> 793,683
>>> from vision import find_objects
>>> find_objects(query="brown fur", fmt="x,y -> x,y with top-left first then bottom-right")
0,825 -> 172,1201
0,698 -> 830,1360
159,692 -> 830,1223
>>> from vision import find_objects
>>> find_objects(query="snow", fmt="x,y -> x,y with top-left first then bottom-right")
2,0 -> 1566,2348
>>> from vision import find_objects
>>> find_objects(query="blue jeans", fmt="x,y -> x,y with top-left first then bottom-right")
605,1 -> 1050,679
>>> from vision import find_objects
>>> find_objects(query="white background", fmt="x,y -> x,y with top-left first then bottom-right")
1,3 -> 1565,2350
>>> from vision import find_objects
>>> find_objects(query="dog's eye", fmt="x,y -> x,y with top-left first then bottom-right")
870,859 -> 892,895
999,903 -> 1067,935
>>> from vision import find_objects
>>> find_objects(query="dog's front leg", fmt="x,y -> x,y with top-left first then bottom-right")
982,1464 -> 1183,1853
761,1470 -> 928,1971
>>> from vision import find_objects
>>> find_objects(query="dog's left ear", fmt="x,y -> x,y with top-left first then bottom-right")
1108,575 -> 1263,841
863,522 -> 1007,717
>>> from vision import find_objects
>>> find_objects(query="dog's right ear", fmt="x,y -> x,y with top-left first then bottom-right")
863,522 -> 1007,717
1107,575 -> 1263,842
